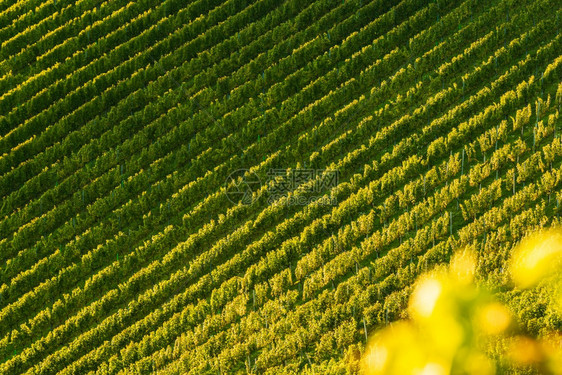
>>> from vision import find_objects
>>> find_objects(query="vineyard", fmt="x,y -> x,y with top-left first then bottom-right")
1,0 -> 562,373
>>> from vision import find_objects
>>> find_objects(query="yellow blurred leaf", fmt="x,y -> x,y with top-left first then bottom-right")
409,277 -> 442,319
415,362 -> 447,375
507,336 -> 544,366
477,302 -> 511,335
510,228 -> 562,289
362,322 -> 436,375
462,351 -> 496,375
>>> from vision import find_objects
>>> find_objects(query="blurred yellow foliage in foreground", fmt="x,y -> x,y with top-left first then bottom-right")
362,228 -> 562,375
510,228 -> 562,290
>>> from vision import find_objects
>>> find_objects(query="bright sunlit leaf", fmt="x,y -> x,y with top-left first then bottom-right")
409,277 -> 442,319
415,362 -> 447,375
510,228 -> 562,289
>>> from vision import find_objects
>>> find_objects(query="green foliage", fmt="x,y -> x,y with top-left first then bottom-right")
1,0 -> 562,373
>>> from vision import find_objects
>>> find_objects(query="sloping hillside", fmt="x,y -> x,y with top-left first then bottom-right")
0,0 -> 561,373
